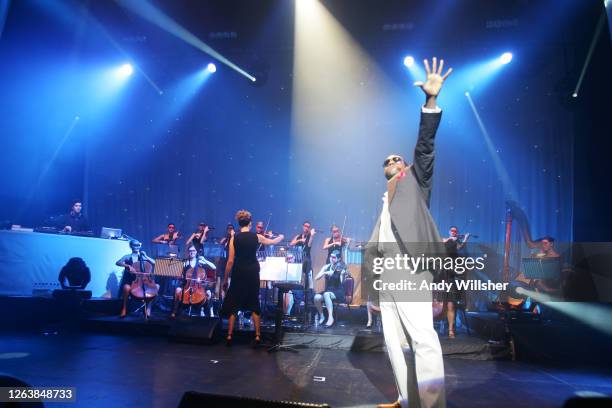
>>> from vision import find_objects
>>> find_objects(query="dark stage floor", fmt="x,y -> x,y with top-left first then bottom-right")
1,331 -> 612,408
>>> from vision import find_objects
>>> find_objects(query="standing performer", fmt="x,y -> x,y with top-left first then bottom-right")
116,240 -> 156,318
290,221 -> 316,290
288,221 -> 316,316
221,210 -> 284,346
366,57 -> 452,408
185,222 -> 210,254
322,224 -> 351,262
441,226 -> 471,338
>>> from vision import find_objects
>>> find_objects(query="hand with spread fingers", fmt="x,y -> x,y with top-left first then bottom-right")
413,57 -> 453,101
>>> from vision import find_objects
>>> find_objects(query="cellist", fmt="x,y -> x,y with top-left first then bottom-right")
116,240 -> 156,318
171,245 -> 216,318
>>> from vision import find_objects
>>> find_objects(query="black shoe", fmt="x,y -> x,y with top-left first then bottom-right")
226,336 -> 233,347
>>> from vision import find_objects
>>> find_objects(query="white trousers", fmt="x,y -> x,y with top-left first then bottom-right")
380,300 -> 446,408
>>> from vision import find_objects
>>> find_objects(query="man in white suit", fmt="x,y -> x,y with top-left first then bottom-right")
367,57 -> 452,408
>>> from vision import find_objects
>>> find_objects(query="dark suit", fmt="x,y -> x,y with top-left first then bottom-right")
365,111 -> 446,408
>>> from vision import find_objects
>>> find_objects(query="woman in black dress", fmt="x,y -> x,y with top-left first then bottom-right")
442,226 -> 470,338
221,210 -> 284,346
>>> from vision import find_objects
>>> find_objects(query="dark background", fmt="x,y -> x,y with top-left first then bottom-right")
0,0 -> 610,248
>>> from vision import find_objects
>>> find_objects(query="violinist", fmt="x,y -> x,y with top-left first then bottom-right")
152,223 -> 181,245
314,250 -> 349,327
185,222 -> 210,254
116,240 -> 156,318
441,226 -> 471,338
322,224 -> 351,262
171,245 -> 216,318
255,220 -> 276,259
290,221 -> 316,289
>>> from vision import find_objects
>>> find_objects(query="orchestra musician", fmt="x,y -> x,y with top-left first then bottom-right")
221,210 -> 284,346
255,220 -> 274,258
322,224 -> 351,262
314,250 -> 349,327
507,201 -> 562,309
116,240 -> 157,318
286,221 -> 316,316
152,223 -> 181,245
290,221 -> 316,290
185,222 -> 210,255
441,226 -> 471,338
170,245 -> 216,318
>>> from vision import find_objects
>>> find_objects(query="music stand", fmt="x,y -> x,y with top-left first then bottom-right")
522,257 -> 561,280
269,281 -> 306,353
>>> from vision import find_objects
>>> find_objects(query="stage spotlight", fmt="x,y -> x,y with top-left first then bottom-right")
207,63 -> 216,73
572,92 -> 578,98
464,91 -> 470,96
403,56 -> 415,68
118,63 -> 133,77
500,52 -> 513,65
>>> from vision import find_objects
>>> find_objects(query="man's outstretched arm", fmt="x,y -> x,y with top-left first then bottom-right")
412,57 -> 452,205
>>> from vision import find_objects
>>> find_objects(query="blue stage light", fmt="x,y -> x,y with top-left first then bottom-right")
403,56 -> 415,68
207,63 -> 217,73
500,52 -> 513,65
118,63 -> 133,77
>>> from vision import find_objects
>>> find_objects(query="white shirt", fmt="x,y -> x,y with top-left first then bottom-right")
378,106 -> 441,243
379,192 -> 396,243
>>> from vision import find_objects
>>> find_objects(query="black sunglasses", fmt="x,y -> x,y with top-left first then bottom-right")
383,156 -> 403,168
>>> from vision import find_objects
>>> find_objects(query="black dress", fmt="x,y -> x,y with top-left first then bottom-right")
220,231 -> 261,316
441,238 -> 464,304
323,264 -> 345,303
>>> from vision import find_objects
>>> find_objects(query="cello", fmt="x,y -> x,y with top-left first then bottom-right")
129,253 -> 159,317
181,257 -> 209,306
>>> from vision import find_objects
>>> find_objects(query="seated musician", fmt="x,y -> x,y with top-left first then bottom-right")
116,240 -> 156,318
58,257 -> 91,289
171,245 -> 216,318
185,222 -> 210,254
322,224 -> 351,262
507,201 -> 562,308
314,250 -> 349,327
152,223 -> 181,245
57,200 -> 90,233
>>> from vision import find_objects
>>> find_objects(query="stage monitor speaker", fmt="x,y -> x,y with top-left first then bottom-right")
563,396 -> 612,407
168,317 -> 221,344
178,391 -> 331,408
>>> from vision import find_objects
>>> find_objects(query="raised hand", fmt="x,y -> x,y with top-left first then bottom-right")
414,57 -> 453,98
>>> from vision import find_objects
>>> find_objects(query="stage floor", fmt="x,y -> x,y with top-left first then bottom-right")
1,331 -> 611,408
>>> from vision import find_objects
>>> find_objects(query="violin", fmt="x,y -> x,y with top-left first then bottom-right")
129,256 -> 159,300
181,258 -> 210,305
